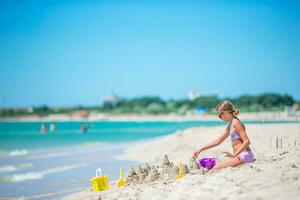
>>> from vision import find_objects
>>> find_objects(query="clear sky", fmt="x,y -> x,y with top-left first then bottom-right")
0,0 -> 299,107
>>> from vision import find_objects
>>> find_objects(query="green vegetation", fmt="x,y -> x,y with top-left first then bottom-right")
0,93 -> 297,118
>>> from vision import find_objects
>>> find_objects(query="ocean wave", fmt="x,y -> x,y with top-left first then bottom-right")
0,163 -> 33,173
42,163 -> 86,174
8,149 -> 28,157
29,148 -> 104,159
29,151 -> 74,159
12,172 -> 44,182
0,163 -> 86,183
0,165 -> 18,172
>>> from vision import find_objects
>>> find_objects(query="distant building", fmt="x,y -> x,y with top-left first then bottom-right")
186,107 -> 208,116
188,90 -> 218,100
27,107 -> 34,114
195,107 -> 208,115
102,95 -> 120,105
72,110 -> 90,118
293,103 -> 300,110
188,90 -> 200,100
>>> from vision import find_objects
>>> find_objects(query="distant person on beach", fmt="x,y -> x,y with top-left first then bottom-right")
192,100 -> 255,169
81,123 -> 88,133
41,123 -> 47,134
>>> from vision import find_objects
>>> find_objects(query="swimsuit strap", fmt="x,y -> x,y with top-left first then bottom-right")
229,121 -> 243,141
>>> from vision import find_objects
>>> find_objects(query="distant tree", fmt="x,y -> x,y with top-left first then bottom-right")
146,103 -> 165,114
102,102 -> 114,111
194,96 -> 219,109
0,93 -> 297,118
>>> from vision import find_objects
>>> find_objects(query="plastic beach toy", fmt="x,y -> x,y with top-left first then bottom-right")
90,168 -> 109,192
198,158 -> 217,170
176,161 -> 184,180
117,167 -> 126,187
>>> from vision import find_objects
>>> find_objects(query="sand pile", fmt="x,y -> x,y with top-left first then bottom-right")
160,154 -> 179,179
189,157 -> 200,170
145,166 -> 160,182
125,154 -> 205,185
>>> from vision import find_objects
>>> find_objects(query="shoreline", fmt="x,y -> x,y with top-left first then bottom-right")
63,122 -> 300,200
1,111 -> 300,122
0,142 -> 137,199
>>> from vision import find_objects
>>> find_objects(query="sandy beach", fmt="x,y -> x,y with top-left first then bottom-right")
63,123 -> 300,200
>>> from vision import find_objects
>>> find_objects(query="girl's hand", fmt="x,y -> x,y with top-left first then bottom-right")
192,149 -> 201,158
222,151 -> 235,158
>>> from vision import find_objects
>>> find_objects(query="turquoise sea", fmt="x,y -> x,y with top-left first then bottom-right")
0,120 -> 294,199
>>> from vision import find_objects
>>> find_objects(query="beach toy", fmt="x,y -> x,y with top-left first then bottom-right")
176,161 -> 184,180
198,158 -> 216,170
117,167 -> 126,187
90,168 -> 109,192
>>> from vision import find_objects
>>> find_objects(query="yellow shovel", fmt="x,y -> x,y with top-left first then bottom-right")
176,161 -> 184,180
117,167 -> 126,187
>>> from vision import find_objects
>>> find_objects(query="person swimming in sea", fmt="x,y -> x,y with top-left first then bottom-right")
50,122 -> 56,133
81,123 -> 88,133
192,100 -> 255,169
41,123 -> 47,134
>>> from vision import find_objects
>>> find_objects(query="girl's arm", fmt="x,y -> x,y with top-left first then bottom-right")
193,125 -> 230,157
232,121 -> 251,157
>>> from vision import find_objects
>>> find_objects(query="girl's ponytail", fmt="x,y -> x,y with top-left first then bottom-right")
233,109 -> 239,117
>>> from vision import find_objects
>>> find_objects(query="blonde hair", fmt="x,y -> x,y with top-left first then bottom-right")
216,100 -> 239,117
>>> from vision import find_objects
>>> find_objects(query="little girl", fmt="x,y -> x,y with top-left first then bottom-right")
192,100 -> 255,169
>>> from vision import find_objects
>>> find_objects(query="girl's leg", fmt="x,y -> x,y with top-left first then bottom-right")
213,157 -> 244,169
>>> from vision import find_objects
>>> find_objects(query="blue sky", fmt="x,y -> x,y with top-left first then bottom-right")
0,0 -> 299,107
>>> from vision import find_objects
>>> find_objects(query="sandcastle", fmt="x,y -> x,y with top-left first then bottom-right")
142,163 -> 151,176
160,154 -> 179,179
182,163 -> 189,174
161,154 -> 173,167
125,154 -> 204,185
189,157 -> 200,170
126,163 -> 160,184
125,167 -> 138,183
145,166 -> 160,182
189,157 -> 206,175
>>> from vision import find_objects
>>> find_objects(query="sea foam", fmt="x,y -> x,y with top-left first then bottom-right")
0,163 -> 86,183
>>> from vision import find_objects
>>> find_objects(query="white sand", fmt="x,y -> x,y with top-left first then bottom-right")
63,123 -> 300,200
